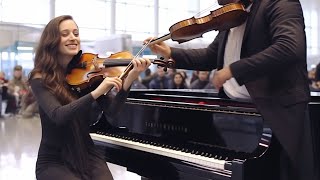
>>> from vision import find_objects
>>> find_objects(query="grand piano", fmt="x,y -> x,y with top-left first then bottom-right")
89,89 -> 320,180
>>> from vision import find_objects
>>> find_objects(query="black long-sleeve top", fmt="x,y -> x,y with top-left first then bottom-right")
29,78 -> 129,175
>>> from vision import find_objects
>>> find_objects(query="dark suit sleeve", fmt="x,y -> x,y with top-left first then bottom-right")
170,33 -> 222,71
230,0 -> 306,85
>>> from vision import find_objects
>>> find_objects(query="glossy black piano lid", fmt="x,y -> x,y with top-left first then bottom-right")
93,89 -> 269,158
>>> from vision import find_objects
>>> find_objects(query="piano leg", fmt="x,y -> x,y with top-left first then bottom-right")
244,136 -> 281,180
231,160 -> 243,180
309,103 -> 320,178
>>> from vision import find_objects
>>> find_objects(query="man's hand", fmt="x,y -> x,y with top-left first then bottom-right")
213,67 -> 233,89
144,37 -> 172,59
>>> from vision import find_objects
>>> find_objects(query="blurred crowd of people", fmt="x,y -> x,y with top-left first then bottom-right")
0,65 -> 38,118
139,67 -> 216,90
308,62 -> 320,91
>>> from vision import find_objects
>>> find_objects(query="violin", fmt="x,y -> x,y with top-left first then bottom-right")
149,2 -> 249,44
66,51 -> 174,92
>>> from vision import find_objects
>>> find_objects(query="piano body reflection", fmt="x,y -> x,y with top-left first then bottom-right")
90,89 -> 279,180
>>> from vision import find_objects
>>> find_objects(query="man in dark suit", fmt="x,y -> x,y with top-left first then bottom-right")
145,0 -> 318,179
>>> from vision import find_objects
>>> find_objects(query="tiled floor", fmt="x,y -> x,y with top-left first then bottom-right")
0,114 -> 141,180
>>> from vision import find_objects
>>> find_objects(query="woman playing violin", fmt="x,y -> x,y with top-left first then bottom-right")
145,0 -> 318,180
28,15 -> 151,180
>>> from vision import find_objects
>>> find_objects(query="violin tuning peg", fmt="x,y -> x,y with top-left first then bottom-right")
163,67 -> 167,72
168,59 -> 175,68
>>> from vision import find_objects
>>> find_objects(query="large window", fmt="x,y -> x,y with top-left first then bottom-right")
157,0 -> 219,45
0,0 -> 50,24
55,0 -> 111,41
115,0 -> 154,41
158,0 -> 198,36
304,9 -> 319,56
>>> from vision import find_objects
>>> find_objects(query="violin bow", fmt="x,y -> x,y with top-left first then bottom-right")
118,38 -> 154,80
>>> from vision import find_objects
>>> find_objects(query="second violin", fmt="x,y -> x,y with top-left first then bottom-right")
150,2 -> 249,44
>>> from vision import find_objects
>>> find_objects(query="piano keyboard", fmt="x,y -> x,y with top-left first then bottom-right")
90,132 -> 227,170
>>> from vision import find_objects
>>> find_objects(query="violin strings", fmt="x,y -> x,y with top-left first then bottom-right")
133,38 -> 153,59
127,37 -> 153,68
120,38 -> 153,79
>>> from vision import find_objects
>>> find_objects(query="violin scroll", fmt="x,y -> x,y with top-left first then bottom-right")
152,57 -> 175,72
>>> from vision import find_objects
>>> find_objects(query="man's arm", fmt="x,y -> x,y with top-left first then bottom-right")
171,32 -> 223,71
230,0 -> 306,85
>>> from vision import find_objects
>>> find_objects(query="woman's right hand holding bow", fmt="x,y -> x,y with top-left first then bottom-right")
91,77 -> 122,99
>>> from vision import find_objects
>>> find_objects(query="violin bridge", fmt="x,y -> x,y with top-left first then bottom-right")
92,56 -> 99,70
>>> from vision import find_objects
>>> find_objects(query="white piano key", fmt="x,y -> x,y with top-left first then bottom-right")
90,133 -> 226,170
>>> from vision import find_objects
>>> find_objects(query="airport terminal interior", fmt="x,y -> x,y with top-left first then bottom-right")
1,0 -> 320,180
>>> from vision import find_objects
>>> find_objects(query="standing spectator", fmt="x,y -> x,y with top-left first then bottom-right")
314,62 -> 320,82
166,68 -> 176,79
149,68 -> 170,89
169,72 -> 189,89
309,64 -> 320,91
131,77 -> 147,89
141,68 -> 154,88
308,68 -> 316,85
6,65 -> 28,114
178,70 -> 192,87
190,71 -> 210,89
204,70 -> 217,89
0,71 -> 9,100
0,71 -> 9,117
189,71 -> 198,84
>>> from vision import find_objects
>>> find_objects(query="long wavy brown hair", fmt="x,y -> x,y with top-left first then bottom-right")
28,15 -> 90,179
29,15 -> 76,104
